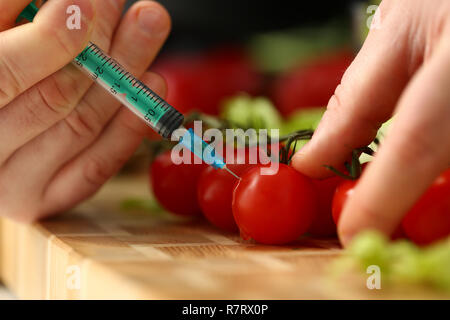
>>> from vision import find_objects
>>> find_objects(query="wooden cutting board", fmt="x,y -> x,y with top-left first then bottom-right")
0,176 -> 448,299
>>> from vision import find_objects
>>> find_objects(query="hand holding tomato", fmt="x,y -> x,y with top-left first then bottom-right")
331,169 -> 450,245
292,0 -> 450,245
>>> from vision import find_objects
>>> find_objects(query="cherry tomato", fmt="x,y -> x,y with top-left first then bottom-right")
197,164 -> 254,232
202,46 -> 263,112
308,176 -> 343,237
331,179 -> 357,225
272,50 -> 354,116
150,150 -> 206,216
232,164 -> 318,245
332,178 -> 407,241
196,143 -> 275,232
402,169 -> 450,246
152,55 -> 205,114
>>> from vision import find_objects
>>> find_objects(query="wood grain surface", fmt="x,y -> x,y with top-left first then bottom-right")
0,176 -> 448,299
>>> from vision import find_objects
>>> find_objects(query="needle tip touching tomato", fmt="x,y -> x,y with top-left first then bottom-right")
197,164 -> 254,232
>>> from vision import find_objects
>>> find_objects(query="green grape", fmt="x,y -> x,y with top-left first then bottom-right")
221,95 -> 282,131
360,117 -> 394,163
347,230 -> 390,272
389,240 -> 423,283
248,23 -> 351,74
421,241 -> 450,290
343,231 -> 450,292
281,108 -> 325,135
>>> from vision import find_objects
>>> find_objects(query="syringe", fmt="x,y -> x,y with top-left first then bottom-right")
19,2 -> 239,178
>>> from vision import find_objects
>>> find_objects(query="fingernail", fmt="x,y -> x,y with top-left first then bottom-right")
138,7 -> 168,37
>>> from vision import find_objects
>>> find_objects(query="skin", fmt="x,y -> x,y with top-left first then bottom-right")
0,0 -> 171,222
292,0 -> 450,246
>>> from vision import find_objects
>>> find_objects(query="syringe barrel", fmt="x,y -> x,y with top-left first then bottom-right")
73,42 -> 184,139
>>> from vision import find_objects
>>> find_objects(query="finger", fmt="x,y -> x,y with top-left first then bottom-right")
291,4 -> 415,178
50,0 -> 170,161
0,0 -> 127,163
0,0 -> 95,107
0,0 -> 30,30
43,72 -> 166,215
338,34 -> 450,246
67,0 -> 172,139
1,1 -> 170,191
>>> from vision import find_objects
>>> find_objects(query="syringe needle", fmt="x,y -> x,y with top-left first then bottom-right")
224,166 -> 241,180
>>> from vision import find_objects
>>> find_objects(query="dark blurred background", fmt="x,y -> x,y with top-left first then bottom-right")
125,0 -> 360,52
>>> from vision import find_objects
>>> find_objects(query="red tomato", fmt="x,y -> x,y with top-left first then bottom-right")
271,50 -> 354,116
152,47 -> 262,115
150,150 -> 206,216
332,178 -> 407,241
197,164 -> 254,232
152,55 -> 205,114
196,143 -> 276,232
232,164 -> 318,245
331,179 -> 357,225
201,47 -> 263,112
402,169 -> 450,245
308,176 -> 343,237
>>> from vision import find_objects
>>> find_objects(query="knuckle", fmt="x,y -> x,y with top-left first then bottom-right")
327,83 -> 382,138
43,73 -> 78,112
64,106 -> 102,139
327,84 -> 344,114
83,155 -> 112,187
0,53 -> 25,103
17,73 -> 79,129
118,112 -> 149,137
32,74 -> 76,116
92,18 -> 114,48
83,153 -> 129,188
41,24 -> 82,59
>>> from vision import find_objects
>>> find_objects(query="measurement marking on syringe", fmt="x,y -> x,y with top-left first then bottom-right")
102,57 -> 111,66
120,72 -> 128,80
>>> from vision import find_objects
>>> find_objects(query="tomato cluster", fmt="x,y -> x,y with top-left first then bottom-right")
150,148 -> 450,246
146,44 -> 449,246
150,147 -> 345,245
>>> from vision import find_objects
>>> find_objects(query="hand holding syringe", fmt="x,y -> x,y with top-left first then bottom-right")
21,2 -> 238,177
0,0 -> 228,222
